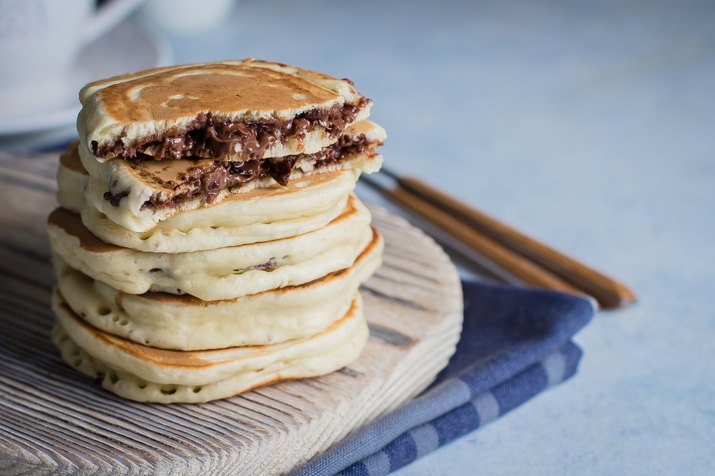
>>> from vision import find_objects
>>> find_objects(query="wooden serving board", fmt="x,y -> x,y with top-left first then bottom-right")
0,152 -> 463,475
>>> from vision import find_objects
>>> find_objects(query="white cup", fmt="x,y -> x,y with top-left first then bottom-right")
0,0 -> 142,112
141,0 -> 235,35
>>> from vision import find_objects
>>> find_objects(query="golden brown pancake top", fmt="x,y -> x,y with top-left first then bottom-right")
95,63 -> 341,123
132,162 -> 344,196
49,208 -> 120,253
59,142 -> 86,174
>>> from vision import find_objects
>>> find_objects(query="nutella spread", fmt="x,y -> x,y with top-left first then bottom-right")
103,189 -> 130,206
93,98 -> 370,162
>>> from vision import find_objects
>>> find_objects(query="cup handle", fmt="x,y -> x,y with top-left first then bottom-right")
80,0 -> 146,45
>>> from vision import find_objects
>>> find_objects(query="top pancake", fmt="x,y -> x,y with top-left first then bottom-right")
79,59 -> 371,162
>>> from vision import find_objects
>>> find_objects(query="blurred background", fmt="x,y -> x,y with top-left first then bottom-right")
1,0 -> 714,474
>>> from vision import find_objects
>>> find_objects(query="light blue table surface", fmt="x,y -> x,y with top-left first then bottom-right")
163,0 -> 711,473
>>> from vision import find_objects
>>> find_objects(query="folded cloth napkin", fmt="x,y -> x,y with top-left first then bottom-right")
294,280 -> 595,476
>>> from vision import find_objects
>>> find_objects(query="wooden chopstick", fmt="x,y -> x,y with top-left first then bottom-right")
377,168 -> 637,309
362,176 -> 585,296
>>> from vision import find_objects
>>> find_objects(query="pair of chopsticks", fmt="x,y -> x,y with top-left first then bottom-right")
362,168 -> 637,309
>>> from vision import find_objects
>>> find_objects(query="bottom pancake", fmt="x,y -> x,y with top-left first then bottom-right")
51,289 -> 368,403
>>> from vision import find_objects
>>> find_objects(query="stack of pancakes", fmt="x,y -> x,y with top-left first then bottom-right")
48,59 -> 386,403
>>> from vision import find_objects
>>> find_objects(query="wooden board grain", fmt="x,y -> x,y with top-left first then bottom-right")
0,152 -> 463,475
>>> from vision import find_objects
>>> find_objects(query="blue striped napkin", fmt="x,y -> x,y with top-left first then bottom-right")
294,280 -> 595,476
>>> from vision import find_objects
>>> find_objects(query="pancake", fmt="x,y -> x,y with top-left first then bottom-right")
57,142 -> 87,214
59,155 -> 359,253
47,196 -> 373,300
75,120 -> 385,232
78,59 -> 371,162
52,289 -> 368,403
53,229 -> 382,350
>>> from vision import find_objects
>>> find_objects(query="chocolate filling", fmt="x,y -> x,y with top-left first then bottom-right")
233,259 -> 279,275
131,134 -> 380,211
103,189 -> 129,206
93,98 -> 371,161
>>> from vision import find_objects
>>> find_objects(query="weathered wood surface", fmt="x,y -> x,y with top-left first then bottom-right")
0,152 -> 463,475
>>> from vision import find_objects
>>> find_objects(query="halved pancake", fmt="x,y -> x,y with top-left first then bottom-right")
60,150 -> 359,252
48,196 -> 373,300
54,229 -> 382,350
52,290 -> 368,403
73,120 -> 384,232
79,59 -> 372,162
